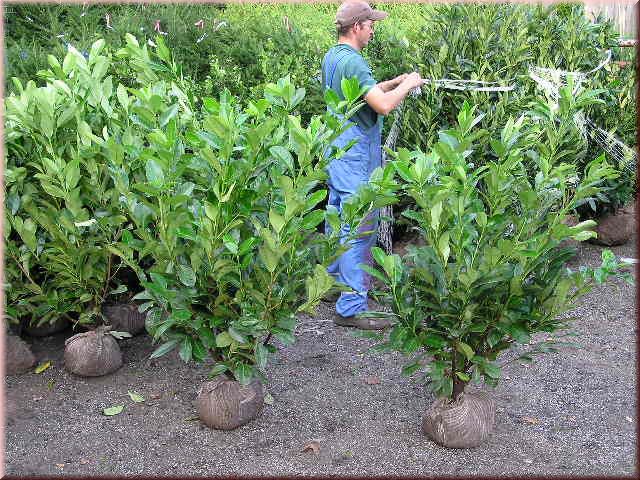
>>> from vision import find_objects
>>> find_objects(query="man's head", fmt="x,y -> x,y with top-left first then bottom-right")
335,1 -> 387,48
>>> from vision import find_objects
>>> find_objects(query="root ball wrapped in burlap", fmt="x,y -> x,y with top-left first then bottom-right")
422,391 -> 495,448
590,208 -> 634,246
64,326 -> 122,377
196,377 -> 265,430
102,303 -> 146,335
5,333 -> 36,375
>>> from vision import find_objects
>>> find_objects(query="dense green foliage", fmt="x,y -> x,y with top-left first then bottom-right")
4,35 -> 396,384
361,102 -> 633,400
4,4 -> 635,386
8,2 -> 631,218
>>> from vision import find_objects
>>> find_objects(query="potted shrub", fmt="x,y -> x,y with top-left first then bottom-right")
361,103 -> 633,448
108,37 -> 395,429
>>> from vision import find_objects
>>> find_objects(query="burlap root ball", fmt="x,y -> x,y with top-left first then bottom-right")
590,209 -> 634,246
5,333 -> 36,375
102,303 -> 146,335
24,317 -> 70,337
64,326 -> 123,377
196,377 -> 265,430
422,391 -> 496,448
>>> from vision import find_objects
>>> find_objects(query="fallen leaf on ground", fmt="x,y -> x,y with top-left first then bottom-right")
47,379 -> 55,390
364,376 -> 381,385
302,440 -> 321,454
103,405 -> 124,416
79,459 -> 90,465
127,391 -> 145,403
34,361 -> 52,374
55,463 -> 65,469
522,416 -> 539,425
149,392 -> 162,399
625,416 -> 633,423
264,392 -> 274,405
184,415 -> 199,422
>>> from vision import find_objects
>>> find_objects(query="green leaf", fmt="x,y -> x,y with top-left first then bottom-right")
402,336 -> 421,354
228,327 -> 248,344
269,210 -> 286,234
438,231 -> 450,263
483,362 -> 501,379
456,341 -> 475,361
359,264 -> 388,285
476,212 -> 487,228
103,405 -> 124,416
300,210 -> 325,230
371,246 -> 386,267
179,337 -> 193,363
34,361 -> 52,374
273,328 -> 295,346
455,372 -> 471,382
401,362 -> 422,376
254,342 -> 269,369
117,84 -> 130,111
259,244 -> 281,274
233,363 -> 252,385
145,159 -> 164,187
109,284 -> 128,295
159,103 -> 179,128
506,324 -> 530,344
430,202 -> 443,231
215,331 -> 233,347
127,391 -> 145,403
223,233 -> 239,254
423,334 -> 446,349
209,363 -> 228,377
176,264 -> 196,287
270,146 -> 295,172
149,339 -> 178,359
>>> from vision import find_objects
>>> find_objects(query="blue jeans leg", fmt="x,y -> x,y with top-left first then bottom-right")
327,184 -> 379,317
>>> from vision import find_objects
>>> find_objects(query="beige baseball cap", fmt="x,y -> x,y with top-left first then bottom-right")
335,1 -> 388,28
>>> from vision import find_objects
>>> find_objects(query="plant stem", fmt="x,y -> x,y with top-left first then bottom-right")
452,374 -> 466,401
451,348 -> 467,401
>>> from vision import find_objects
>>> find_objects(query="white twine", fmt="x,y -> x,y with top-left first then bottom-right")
528,49 -> 635,173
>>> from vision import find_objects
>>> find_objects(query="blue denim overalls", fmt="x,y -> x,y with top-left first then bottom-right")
323,52 -> 382,317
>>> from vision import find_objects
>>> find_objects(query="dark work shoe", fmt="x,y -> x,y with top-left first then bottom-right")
321,290 -> 341,303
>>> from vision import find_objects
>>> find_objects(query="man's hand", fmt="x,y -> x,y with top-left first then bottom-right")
400,72 -> 423,90
391,73 -> 409,87
365,71 -> 424,116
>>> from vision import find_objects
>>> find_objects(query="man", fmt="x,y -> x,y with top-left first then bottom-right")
322,1 -> 423,329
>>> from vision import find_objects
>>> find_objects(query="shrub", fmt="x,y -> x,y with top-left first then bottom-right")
4,40 -> 133,328
363,102 -> 632,400
106,36 -> 396,384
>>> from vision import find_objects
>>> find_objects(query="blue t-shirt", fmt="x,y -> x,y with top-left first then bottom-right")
321,44 -> 379,130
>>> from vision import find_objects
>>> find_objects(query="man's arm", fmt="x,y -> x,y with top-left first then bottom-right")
365,72 -> 423,116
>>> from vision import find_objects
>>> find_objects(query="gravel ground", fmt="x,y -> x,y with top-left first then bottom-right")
5,234 -> 637,477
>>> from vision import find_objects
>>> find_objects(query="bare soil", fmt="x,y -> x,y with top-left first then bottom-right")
4,234 -> 637,477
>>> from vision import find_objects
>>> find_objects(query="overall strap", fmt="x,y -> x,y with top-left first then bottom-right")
324,50 -> 355,92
